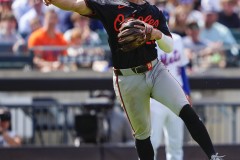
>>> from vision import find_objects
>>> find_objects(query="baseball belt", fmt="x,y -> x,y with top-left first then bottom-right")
114,58 -> 158,76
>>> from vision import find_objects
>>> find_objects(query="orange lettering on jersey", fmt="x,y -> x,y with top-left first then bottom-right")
114,14 -> 125,32
114,14 -> 160,32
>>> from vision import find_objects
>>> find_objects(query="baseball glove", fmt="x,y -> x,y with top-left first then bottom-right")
117,19 -> 153,52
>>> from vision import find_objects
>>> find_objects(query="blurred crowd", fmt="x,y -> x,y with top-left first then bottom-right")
151,0 -> 240,73
0,0 -> 240,73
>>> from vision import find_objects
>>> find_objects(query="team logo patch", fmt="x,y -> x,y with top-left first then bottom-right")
146,62 -> 152,70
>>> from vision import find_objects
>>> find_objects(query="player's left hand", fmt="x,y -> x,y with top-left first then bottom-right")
117,19 -> 153,52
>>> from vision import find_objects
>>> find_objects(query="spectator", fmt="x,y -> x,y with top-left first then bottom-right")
11,0 -> 32,22
200,6 -> 237,45
0,12 -> 25,55
67,28 -> 84,57
0,0 -> 12,14
218,0 -> 240,29
200,5 -> 237,67
183,21 -> 225,73
169,5 -> 191,37
28,9 -> 68,72
29,16 -> 42,33
64,12 -> 101,46
181,0 -> 204,28
0,107 -> 22,147
67,27 -> 105,69
13,16 -> 43,55
56,10 -> 73,33
0,12 -> 22,44
164,0 -> 180,13
18,0 -> 45,38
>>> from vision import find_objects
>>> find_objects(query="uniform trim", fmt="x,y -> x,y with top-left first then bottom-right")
115,75 -> 135,134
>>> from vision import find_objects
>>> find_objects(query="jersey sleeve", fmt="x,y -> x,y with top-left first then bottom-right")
84,0 -> 99,18
157,9 -> 172,37
84,0 -> 109,19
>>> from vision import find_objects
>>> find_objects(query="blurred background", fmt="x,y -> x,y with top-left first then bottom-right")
0,0 -> 240,159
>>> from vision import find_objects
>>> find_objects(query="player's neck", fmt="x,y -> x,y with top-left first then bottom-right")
128,0 -> 146,5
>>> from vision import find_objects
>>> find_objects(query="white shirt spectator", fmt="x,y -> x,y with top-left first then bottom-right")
18,5 -> 46,36
11,0 -> 32,22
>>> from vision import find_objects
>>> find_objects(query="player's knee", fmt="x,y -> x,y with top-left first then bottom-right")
135,133 -> 151,140
179,104 -> 199,123
134,125 -> 151,140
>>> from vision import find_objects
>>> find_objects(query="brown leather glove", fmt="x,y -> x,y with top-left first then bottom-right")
118,19 -> 153,52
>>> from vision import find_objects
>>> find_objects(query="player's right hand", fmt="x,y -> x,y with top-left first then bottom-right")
43,0 -> 52,6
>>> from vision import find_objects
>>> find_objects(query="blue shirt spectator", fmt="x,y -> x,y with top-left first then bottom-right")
200,6 -> 237,46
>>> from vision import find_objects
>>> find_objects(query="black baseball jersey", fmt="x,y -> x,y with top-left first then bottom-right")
84,0 -> 171,69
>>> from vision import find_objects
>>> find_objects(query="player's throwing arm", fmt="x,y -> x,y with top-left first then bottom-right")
42,0 -> 92,15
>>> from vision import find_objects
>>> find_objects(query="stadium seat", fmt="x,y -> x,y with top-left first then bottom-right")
0,43 -> 14,55
0,52 -> 34,69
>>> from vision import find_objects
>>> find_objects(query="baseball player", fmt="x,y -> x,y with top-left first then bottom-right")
150,31 -> 190,160
43,0 -> 224,160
